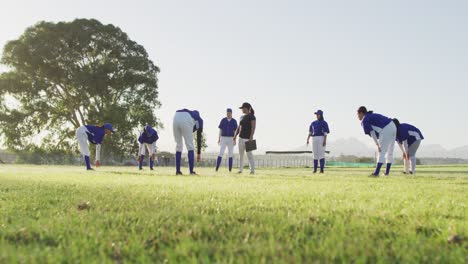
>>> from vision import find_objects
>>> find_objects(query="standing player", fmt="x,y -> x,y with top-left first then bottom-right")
75,123 -> 114,170
394,121 -> 424,174
233,102 -> 256,174
357,106 -> 397,176
173,109 -> 204,175
216,108 -> 238,172
306,110 -> 330,173
137,125 -> 159,171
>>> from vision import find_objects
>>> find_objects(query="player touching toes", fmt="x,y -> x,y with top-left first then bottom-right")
173,109 -> 204,175
357,106 -> 397,177
306,110 -> 330,173
75,123 -> 114,170
216,108 -> 238,172
394,121 -> 424,175
137,125 -> 159,171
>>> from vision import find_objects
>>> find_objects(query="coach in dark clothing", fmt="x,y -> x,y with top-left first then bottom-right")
234,102 -> 256,174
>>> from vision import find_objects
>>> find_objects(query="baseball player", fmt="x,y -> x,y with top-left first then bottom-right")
216,108 -> 238,172
173,109 -> 204,175
306,110 -> 330,173
137,125 -> 159,170
357,106 -> 397,176
233,102 -> 256,174
395,122 -> 424,174
75,123 -> 114,170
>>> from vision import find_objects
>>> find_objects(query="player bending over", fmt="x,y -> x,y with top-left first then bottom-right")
394,121 -> 424,174
75,123 -> 114,170
137,125 -> 159,171
173,109 -> 204,175
357,106 -> 397,177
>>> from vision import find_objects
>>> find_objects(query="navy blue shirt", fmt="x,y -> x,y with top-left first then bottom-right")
138,125 -> 159,144
85,125 -> 106,144
219,118 -> 238,137
309,120 -> 330,137
361,113 -> 392,136
177,109 -> 204,132
397,123 -> 424,146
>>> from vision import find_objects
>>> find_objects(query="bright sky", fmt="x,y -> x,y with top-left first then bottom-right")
1,0 -> 467,152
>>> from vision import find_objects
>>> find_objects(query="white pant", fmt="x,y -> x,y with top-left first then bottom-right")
312,136 -> 325,160
173,112 -> 195,152
139,142 -> 156,156
219,136 -> 234,158
378,122 -> 397,164
76,126 -> 90,157
404,140 -> 421,173
238,138 -> 255,173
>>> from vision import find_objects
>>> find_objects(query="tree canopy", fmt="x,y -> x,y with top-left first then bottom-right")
0,19 -> 161,160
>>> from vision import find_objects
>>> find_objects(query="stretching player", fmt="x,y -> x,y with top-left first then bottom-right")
137,125 -> 159,170
233,102 -> 256,174
306,110 -> 330,173
75,123 -> 114,170
357,106 -> 397,177
216,108 -> 238,172
394,121 -> 424,174
173,109 -> 204,175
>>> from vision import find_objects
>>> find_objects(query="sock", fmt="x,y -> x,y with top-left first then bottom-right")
139,155 -> 144,170
228,157 -> 233,171
403,159 -> 409,173
410,156 -> 417,174
215,156 -> 222,171
313,160 -> 318,171
385,163 -> 392,175
149,158 -> 154,169
188,150 -> 195,173
374,162 -> 383,175
84,156 -> 91,170
176,152 -> 182,173
320,158 -> 325,172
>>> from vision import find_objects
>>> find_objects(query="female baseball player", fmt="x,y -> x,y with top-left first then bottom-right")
357,106 -> 397,176
216,108 -> 238,172
233,102 -> 256,174
137,125 -> 159,171
75,123 -> 114,170
173,109 -> 204,175
394,121 -> 424,174
306,110 -> 330,173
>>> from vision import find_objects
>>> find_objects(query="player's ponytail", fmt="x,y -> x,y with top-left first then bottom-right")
250,107 -> 255,115
393,118 -> 401,136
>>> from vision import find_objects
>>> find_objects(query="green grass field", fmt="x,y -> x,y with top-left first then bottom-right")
0,165 -> 466,263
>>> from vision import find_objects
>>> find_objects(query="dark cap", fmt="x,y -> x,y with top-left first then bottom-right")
314,110 -> 323,115
239,102 -> 252,109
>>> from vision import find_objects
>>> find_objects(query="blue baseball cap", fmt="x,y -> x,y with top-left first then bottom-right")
314,110 -> 323,115
227,108 -> 232,113
103,123 -> 115,133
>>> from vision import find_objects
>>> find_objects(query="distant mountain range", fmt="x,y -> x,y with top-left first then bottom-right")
293,138 -> 468,159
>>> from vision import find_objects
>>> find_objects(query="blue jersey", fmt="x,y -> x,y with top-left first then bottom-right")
138,125 -> 159,144
218,118 -> 238,137
85,125 -> 106,144
361,113 -> 392,136
397,123 -> 424,146
309,120 -> 330,137
177,109 -> 204,132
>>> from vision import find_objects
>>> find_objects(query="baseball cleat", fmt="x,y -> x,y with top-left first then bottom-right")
176,171 -> 183,176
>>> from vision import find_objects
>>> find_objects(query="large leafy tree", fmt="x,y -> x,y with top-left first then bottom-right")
0,19 -> 161,161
